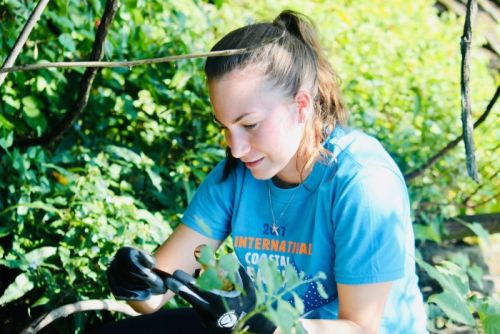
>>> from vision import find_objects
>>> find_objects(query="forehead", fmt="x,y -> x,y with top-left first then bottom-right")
208,67 -> 288,111
210,66 -> 267,92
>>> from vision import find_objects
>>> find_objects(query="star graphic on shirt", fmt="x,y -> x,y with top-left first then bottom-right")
271,223 -> 280,236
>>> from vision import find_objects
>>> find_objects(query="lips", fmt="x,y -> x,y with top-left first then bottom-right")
244,157 -> 264,169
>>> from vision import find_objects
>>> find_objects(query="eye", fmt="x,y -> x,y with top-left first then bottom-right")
243,123 -> 258,130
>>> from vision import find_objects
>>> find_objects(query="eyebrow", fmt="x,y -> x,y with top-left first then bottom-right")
213,112 -> 255,126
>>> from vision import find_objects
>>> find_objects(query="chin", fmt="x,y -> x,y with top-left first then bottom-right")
249,169 -> 275,180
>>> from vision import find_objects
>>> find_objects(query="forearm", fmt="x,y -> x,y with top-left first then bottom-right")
128,290 -> 175,314
301,318 -> 365,334
274,318 -> 365,334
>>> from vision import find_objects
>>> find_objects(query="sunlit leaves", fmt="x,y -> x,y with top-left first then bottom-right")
428,291 -> 475,326
0,273 -> 34,306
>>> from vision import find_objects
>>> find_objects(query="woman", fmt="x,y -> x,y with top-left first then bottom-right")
102,10 -> 428,334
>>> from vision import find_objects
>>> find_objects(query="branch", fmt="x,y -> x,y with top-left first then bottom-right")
461,168 -> 499,205
14,0 -> 119,149
404,85 -> 499,181
461,0 -> 479,182
436,0 -> 500,55
443,213 -> 500,240
0,48 -> 253,74
466,191 -> 500,209
0,30 -> 283,75
20,299 -> 139,334
0,0 -> 50,86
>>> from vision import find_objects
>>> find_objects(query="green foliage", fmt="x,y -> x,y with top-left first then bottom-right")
0,0 -> 498,332
416,217 -> 498,332
195,244 -> 240,291
417,251 -> 500,333
194,246 -> 323,334
0,144 -> 173,313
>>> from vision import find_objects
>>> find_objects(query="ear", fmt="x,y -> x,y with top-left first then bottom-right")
294,89 -> 313,124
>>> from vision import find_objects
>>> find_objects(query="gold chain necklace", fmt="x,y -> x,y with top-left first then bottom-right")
266,180 -> 301,236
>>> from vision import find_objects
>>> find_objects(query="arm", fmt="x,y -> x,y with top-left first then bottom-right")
274,281 -> 392,334
128,224 -> 223,314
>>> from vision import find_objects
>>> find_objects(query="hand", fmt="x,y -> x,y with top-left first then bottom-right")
165,265 -> 276,334
107,246 -> 167,301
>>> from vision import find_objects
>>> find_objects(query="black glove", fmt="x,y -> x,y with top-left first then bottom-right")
164,265 -> 276,334
107,246 -> 167,301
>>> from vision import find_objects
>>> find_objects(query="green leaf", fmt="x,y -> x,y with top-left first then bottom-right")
212,0 -> 224,10
21,96 -> 40,117
316,281 -> 329,299
315,271 -> 327,280
0,221 -> 16,238
32,296 -> 50,307
0,131 -> 14,152
416,258 -> 469,297
258,257 -> 281,293
284,265 -> 299,286
274,299 -> 299,334
448,252 -> 469,270
25,246 -> 57,267
107,145 -> 142,166
59,247 -> 71,268
218,254 -> 239,274
196,267 -> 222,291
467,264 -> 484,290
294,322 -> 308,334
483,314 -> 500,334
465,222 -> 490,245
413,223 -> 441,243
0,273 -> 34,306
19,201 -> 62,217
291,292 -> 304,314
146,168 -> 162,192
21,96 -> 47,134
428,291 -> 475,326
0,114 -> 14,131
197,245 -> 216,267
438,261 -> 470,296
170,70 -> 192,90
136,209 -> 172,245
58,33 -> 76,52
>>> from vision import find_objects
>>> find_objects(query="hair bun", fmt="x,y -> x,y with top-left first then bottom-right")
272,10 -> 303,40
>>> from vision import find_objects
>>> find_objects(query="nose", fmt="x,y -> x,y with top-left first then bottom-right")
227,131 -> 250,158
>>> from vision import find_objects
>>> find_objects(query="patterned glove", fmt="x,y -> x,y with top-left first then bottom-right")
107,246 -> 167,301
164,265 -> 276,334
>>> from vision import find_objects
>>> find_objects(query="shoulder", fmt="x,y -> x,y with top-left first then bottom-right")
324,126 -> 405,186
317,127 -> 410,218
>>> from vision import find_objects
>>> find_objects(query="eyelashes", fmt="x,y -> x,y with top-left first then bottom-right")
243,123 -> 258,130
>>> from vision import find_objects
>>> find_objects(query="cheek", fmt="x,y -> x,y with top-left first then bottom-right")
254,121 -> 293,157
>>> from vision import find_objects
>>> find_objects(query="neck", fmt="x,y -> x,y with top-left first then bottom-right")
272,176 -> 300,189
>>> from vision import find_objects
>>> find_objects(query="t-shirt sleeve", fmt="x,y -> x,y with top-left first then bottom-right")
181,160 -> 234,240
332,166 -> 409,284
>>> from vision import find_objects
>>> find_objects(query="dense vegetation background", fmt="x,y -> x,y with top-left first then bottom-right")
0,0 -> 498,333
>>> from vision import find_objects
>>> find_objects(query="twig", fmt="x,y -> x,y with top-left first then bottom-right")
0,48 -> 253,74
20,299 -> 139,334
0,29 -> 284,75
461,0 -> 479,182
461,168 -> 499,205
233,274 -> 322,333
466,191 -> 500,209
0,0 -> 50,86
404,85 -> 499,181
14,0 -> 119,149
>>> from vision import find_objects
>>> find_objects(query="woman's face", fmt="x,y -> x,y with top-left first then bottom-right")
208,68 -> 307,183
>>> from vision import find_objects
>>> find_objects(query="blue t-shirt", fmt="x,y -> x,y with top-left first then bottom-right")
182,127 -> 428,333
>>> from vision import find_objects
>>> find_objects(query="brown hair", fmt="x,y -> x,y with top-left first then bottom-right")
205,10 -> 348,181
